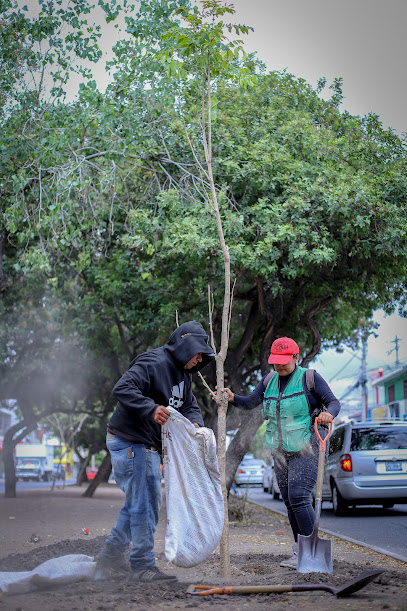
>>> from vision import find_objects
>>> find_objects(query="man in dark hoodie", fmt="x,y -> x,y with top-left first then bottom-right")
95,321 -> 215,583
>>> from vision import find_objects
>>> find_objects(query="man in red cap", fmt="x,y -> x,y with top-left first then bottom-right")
220,336 -> 340,569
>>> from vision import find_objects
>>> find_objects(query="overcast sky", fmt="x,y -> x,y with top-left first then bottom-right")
231,0 -> 407,136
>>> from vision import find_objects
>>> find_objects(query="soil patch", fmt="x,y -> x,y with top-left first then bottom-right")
0,485 -> 406,610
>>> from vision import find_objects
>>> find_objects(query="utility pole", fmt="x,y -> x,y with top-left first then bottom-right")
360,333 -> 368,421
388,336 -> 401,367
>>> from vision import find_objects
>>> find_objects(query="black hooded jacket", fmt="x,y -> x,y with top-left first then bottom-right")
107,321 -> 215,450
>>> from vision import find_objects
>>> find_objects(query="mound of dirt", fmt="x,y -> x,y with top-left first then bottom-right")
0,487 -> 405,610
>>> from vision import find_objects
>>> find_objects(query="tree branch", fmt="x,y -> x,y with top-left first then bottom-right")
301,296 -> 334,367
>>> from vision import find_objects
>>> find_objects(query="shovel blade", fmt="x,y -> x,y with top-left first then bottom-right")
297,532 -> 333,574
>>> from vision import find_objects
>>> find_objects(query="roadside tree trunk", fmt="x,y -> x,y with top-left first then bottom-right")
81,452 -> 112,498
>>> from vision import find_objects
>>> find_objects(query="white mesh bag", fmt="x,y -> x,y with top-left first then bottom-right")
162,407 -> 224,567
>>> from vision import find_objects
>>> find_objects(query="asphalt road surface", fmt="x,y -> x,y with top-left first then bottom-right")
0,478 -> 74,493
234,485 -> 407,563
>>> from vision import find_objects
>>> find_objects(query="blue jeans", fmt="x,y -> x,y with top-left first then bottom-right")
273,443 -> 319,542
105,434 -> 162,570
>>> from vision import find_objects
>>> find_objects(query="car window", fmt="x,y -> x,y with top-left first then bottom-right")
240,459 -> 266,467
19,459 -> 40,467
328,428 -> 345,455
350,426 -> 407,451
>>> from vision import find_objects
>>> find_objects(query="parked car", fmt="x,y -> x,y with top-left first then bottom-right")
108,469 -> 116,484
262,460 -> 281,499
234,458 -> 267,487
86,467 -> 98,480
322,420 -> 407,515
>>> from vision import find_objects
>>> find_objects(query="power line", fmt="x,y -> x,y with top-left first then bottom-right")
329,353 -> 358,383
388,335 -> 402,367
339,380 -> 360,402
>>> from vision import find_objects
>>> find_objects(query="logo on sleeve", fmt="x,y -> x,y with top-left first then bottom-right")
169,381 -> 185,410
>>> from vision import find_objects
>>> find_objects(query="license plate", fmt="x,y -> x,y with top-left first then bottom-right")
385,462 -> 402,472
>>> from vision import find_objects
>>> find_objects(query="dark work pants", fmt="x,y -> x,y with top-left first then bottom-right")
273,443 -> 319,542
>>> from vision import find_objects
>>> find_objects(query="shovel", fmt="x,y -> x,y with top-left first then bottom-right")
186,569 -> 384,597
297,418 -> 333,574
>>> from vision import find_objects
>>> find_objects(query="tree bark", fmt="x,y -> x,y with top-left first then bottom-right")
201,58 -> 232,577
81,452 -> 112,498
3,419 -> 38,498
76,453 -> 91,486
225,405 -> 264,490
301,296 -> 333,367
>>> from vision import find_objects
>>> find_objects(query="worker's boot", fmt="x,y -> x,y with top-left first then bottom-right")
280,543 -> 298,568
94,546 -> 128,573
128,566 -> 177,583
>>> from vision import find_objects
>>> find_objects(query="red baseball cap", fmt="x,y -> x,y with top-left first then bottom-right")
268,337 -> 299,365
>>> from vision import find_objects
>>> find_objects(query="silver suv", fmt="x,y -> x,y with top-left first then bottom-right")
322,420 -> 407,515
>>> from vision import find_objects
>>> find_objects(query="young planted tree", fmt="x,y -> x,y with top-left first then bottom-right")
159,0 -> 255,575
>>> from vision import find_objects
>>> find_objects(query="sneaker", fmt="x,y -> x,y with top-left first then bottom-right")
128,566 -> 177,584
94,549 -> 128,573
280,551 -> 298,568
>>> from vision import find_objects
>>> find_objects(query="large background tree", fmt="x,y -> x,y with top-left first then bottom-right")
1,0 -> 406,500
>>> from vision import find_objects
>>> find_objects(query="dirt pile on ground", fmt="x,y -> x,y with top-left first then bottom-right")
0,485 -> 406,610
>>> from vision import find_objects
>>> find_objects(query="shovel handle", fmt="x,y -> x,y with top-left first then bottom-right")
314,417 -> 333,452
188,584 -> 294,595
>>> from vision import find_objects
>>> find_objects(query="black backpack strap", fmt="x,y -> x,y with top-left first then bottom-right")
304,369 -> 327,429
263,371 -> 275,388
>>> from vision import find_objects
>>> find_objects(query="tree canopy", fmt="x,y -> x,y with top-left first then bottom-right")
1,0 -> 407,495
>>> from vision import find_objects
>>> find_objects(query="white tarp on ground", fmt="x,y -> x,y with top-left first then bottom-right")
162,407 -> 224,567
0,554 -> 105,595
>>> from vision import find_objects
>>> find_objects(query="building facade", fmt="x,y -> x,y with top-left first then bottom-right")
371,364 -> 407,420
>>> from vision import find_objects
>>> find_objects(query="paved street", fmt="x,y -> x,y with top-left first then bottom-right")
0,477 -> 75,493
235,485 -> 407,562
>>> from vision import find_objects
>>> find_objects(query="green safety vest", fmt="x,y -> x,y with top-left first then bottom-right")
262,365 -> 311,452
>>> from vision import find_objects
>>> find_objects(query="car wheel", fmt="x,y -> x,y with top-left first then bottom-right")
270,479 -> 279,500
332,482 -> 349,516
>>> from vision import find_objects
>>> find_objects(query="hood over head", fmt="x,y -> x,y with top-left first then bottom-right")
165,321 -> 215,373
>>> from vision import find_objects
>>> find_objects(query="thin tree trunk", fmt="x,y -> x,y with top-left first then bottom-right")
3,420 -> 38,498
76,453 -> 91,486
81,452 -> 111,498
201,60 -> 232,577
225,407 -> 264,489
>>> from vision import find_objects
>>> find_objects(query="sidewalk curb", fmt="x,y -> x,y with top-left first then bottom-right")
246,497 -> 407,564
